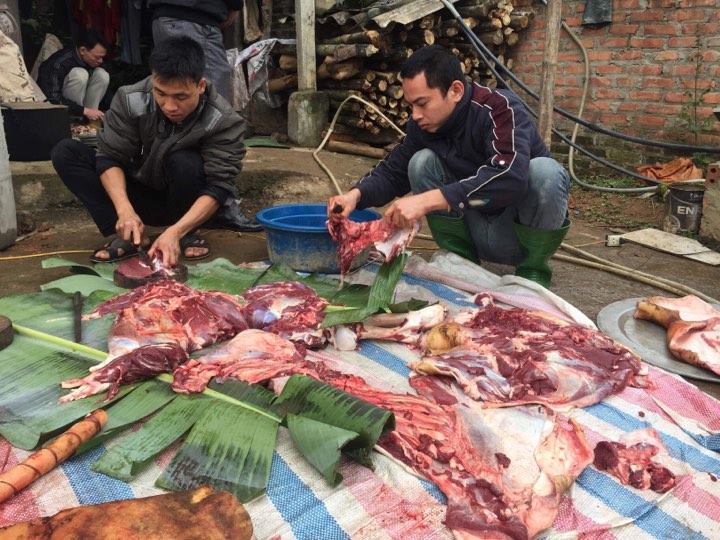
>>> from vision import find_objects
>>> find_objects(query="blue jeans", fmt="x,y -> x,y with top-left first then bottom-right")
408,149 -> 571,265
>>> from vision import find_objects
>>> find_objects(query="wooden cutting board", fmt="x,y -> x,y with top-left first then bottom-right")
0,486 -> 253,540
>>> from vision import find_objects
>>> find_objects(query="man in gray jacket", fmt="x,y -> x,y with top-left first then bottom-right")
52,36 -> 247,266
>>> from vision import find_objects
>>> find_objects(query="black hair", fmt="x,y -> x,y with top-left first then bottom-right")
149,37 -> 205,83
400,45 -> 464,95
76,28 -> 109,51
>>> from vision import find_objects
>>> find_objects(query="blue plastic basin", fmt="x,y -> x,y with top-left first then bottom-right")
256,203 -> 381,273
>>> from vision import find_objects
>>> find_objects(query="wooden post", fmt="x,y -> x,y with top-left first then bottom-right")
538,0 -> 562,148
295,0 -> 316,90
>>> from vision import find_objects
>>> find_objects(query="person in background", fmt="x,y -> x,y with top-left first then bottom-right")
51,36 -> 247,266
328,45 -> 571,288
149,0 -> 241,102
38,28 -> 109,122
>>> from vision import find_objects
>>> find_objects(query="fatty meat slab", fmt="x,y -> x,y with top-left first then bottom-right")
171,329 -> 308,394
327,214 -> 420,276
635,294 -> 720,376
592,428 -> 676,493
415,294 -> 646,410
60,343 -> 188,402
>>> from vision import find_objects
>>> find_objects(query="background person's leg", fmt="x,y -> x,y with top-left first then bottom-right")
202,25 -> 233,102
61,67 -> 89,110
152,17 -> 232,102
83,67 -> 109,109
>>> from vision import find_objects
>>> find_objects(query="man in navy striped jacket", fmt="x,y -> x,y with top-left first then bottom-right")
328,45 -> 570,288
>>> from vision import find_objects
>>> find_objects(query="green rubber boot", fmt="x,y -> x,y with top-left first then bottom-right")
426,214 -> 477,262
513,219 -> 570,288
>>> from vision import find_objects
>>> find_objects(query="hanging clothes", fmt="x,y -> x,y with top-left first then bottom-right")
72,0 -> 122,47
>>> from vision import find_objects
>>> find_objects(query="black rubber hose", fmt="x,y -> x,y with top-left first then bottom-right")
441,0 -> 720,155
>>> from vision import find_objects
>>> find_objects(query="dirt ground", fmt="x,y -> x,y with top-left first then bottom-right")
1,146 -> 719,398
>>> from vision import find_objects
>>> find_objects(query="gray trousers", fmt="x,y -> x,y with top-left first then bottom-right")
152,17 -> 232,103
62,67 -> 109,110
408,149 -> 571,265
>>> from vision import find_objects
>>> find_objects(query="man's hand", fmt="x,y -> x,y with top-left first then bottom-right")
83,108 -> 104,121
327,189 -> 362,218
149,227 -> 182,267
116,208 -> 144,246
384,189 -> 450,229
220,10 -> 239,29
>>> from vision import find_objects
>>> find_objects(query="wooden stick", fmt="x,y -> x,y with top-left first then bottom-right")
326,140 -> 386,159
0,410 -> 107,503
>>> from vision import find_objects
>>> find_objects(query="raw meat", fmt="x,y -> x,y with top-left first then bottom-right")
86,281 -> 248,361
60,343 -> 188,402
239,281 -> 328,347
593,428 -> 675,493
634,294 -> 720,328
408,374 -> 593,540
85,280 -> 195,319
415,295 -> 646,410
172,329 -> 307,394
327,214 -> 420,276
191,343 -> 592,540
666,317 -> 720,376
114,254 -> 187,288
634,294 -> 720,376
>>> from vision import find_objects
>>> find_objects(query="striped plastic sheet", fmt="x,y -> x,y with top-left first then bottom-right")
1,269 -> 719,539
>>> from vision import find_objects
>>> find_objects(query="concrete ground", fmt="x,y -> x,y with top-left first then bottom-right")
2,146 -> 719,398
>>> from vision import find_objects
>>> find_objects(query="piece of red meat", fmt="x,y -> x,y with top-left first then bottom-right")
415,296 -> 646,410
239,281 -> 328,347
327,214 -> 420,275
85,280 -> 194,319
60,343 -> 188,402
593,428 -> 675,493
114,254 -> 186,288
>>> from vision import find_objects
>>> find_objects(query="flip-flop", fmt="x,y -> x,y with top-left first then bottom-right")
180,233 -> 211,261
90,237 -> 138,263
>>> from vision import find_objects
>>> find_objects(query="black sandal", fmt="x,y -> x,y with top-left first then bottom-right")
180,233 -> 211,261
90,237 -> 138,263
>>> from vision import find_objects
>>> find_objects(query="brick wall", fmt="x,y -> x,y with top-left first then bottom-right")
509,0 -> 720,149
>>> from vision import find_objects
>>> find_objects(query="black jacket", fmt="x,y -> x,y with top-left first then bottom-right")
149,0 -> 242,26
38,47 -> 92,116
96,76 -> 246,205
355,83 -> 550,214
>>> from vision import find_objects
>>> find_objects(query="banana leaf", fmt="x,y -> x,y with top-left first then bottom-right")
186,258 -> 266,293
286,414 -> 358,486
321,254 -> 409,327
41,275 -> 124,296
155,400 -> 278,502
91,394 -> 211,481
0,290 -> 114,350
272,375 -> 395,468
41,256 -> 115,280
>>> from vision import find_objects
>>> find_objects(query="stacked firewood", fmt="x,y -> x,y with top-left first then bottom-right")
268,0 -> 533,147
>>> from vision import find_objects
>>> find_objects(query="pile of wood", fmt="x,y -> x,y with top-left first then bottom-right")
268,0 -> 534,147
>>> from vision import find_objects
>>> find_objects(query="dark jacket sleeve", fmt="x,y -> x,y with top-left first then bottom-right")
38,56 -> 84,116
440,91 -> 533,213
199,113 -> 246,204
353,131 -> 423,209
95,90 -> 142,175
